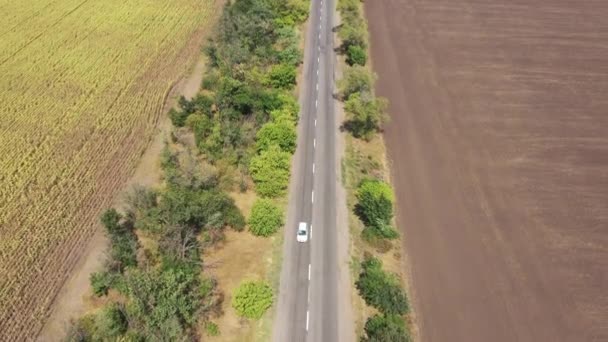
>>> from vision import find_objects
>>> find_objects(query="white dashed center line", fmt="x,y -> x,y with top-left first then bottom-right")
306,310 -> 310,331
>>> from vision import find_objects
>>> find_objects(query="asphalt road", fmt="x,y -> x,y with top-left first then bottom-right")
273,0 -> 339,341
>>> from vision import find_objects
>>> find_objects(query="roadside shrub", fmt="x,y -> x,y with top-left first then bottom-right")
232,281 -> 273,319
346,44 -> 367,66
278,44 -> 303,66
344,92 -> 387,140
362,314 -> 411,342
255,121 -> 297,153
356,179 -> 394,228
339,65 -> 375,99
339,19 -> 367,50
249,199 -> 284,236
276,91 -> 300,118
249,145 -> 292,197
356,256 -> 409,314
90,271 -> 114,297
268,63 -> 297,89
270,106 -> 299,125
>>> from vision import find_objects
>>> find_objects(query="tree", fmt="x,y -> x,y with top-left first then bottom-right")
268,63 -> 297,89
255,121 -> 297,153
356,179 -> 394,228
125,266 -> 202,340
344,92 -> 387,140
232,281 -> 273,319
248,199 -> 284,236
100,208 -> 138,271
278,44 -> 303,66
249,145 -> 291,197
169,108 -> 188,127
339,65 -> 375,99
346,44 -> 367,66
95,303 -> 128,339
362,314 -> 411,342
90,271 -> 114,297
101,208 -> 123,236
356,256 -> 409,315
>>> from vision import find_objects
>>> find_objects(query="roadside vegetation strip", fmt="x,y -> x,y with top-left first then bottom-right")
0,1 -> 214,339
336,0 -> 413,340
68,0 -> 310,340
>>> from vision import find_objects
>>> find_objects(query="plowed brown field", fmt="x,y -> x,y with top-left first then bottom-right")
365,1 -> 608,341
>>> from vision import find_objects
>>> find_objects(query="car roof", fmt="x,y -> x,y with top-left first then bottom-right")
298,222 -> 307,230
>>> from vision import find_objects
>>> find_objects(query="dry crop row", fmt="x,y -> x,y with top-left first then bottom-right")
0,0 -> 214,339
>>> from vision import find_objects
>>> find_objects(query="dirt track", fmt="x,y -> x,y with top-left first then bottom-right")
365,1 -> 608,341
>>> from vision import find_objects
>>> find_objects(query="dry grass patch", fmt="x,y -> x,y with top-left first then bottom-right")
203,230 -> 274,341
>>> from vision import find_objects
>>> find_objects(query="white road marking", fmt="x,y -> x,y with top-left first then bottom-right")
311,191 -> 314,203
314,119 -> 317,126
310,225 -> 312,239
308,264 -> 311,280
317,55 -> 320,62
313,138 -> 316,148
306,311 -> 310,331
312,163 -> 315,174
315,99 -> 318,108
316,83 -> 319,91
317,68 -> 319,75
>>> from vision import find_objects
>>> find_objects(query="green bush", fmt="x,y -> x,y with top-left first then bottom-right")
205,322 -> 220,337
356,256 -> 409,315
249,145 -> 291,197
232,281 -> 273,319
248,199 -> 284,236
95,303 -> 128,339
278,44 -> 303,66
100,209 -> 139,271
339,65 -> 375,100
356,179 -> 394,228
169,108 -> 188,127
362,314 -> 411,342
100,208 -> 124,236
255,121 -> 297,153
339,19 -> 367,50
270,107 -> 298,125
268,63 -> 297,89
276,91 -> 300,118
344,92 -> 387,140
90,271 -> 114,297
125,266 -> 202,339
346,44 -> 367,66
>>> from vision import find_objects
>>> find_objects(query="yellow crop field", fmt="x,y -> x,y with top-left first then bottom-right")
0,0 -> 215,339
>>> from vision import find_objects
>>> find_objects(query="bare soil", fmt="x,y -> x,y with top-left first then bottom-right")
365,1 -> 608,341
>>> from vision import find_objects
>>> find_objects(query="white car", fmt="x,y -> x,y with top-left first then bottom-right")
297,222 -> 308,243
